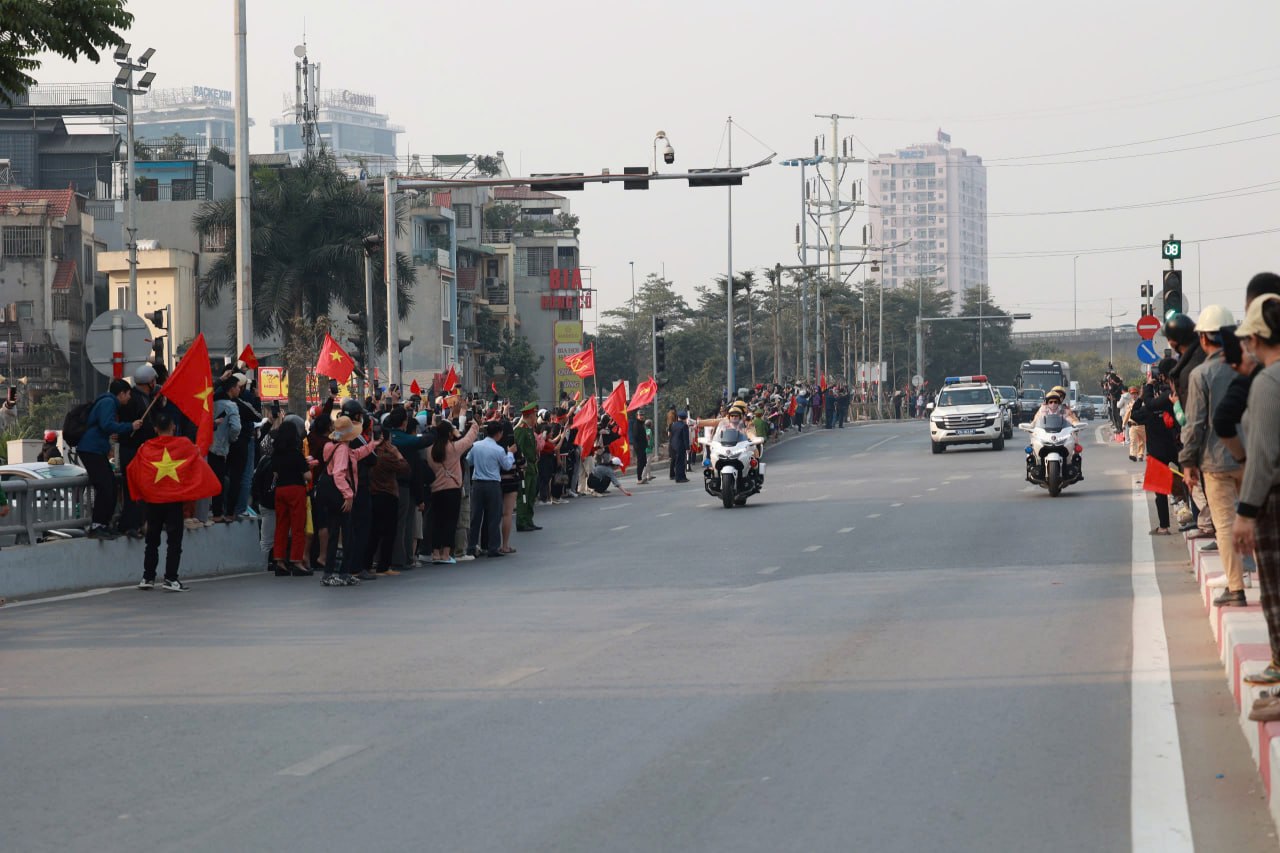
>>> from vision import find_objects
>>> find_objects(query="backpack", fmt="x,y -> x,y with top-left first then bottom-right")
61,400 -> 95,446
251,452 -> 276,510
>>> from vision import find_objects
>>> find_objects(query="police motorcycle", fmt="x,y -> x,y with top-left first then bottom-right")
702,425 -> 765,508
1019,412 -> 1087,497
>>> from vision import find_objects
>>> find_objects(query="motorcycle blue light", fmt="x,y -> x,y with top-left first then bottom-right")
703,458 -> 711,467
1024,446 -> 1033,454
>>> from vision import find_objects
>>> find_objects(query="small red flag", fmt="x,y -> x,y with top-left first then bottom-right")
820,372 -> 828,391
627,377 -> 658,412
238,344 -> 259,371
409,379 -> 422,395
126,435 -> 224,504
315,333 -> 355,383
562,347 -> 596,379
787,397 -> 797,417
573,391 -> 581,402
443,364 -> 459,392
572,396 -> 598,453
1142,456 -> 1176,495
490,380 -> 499,396
162,333 -> 215,454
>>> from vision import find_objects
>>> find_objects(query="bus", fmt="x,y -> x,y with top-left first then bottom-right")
1017,359 -> 1071,394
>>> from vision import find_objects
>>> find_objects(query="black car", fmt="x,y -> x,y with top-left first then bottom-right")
1017,388 -> 1045,422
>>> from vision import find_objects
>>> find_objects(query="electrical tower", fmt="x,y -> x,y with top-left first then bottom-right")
293,40 -> 320,158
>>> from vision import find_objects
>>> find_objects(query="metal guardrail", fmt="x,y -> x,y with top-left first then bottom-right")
0,474 -> 92,544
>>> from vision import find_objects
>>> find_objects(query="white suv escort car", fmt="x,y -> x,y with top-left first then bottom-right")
927,375 -> 1006,454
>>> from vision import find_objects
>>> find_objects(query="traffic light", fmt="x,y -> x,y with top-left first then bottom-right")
1162,269 -> 1184,320
151,335 -> 165,364
653,316 -> 666,373
146,308 -> 165,329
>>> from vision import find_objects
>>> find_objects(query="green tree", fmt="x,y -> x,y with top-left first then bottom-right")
0,0 -> 133,105
483,327 -> 543,404
193,151 -> 416,411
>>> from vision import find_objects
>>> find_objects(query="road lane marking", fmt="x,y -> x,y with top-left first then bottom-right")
864,435 -> 898,452
600,502 -> 632,511
657,512 -> 672,517
1130,483 -> 1193,851
910,494 -> 922,499
866,513 -> 881,519
758,566 -> 782,575
802,545 -> 822,552
804,494 -> 831,502
277,744 -> 369,777
838,526 -> 854,533
610,525 -> 630,531
485,667 -> 546,688
927,487 -> 938,491
1095,424 -> 1109,445
4,572 -> 262,609
617,622 -> 653,635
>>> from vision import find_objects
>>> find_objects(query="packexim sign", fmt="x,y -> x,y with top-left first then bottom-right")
542,268 -> 591,311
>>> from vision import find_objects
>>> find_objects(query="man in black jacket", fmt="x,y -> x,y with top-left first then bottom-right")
117,364 -> 159,537
1165,314 -> 1205,405
668,411 -> 690,483
629,412 -> 649,484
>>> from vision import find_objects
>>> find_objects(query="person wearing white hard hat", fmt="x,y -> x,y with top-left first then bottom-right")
585,455 -> 632,497
1179,304 -> 1247,607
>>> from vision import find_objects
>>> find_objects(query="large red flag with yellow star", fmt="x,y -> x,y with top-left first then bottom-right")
316,333 -> 355,383
162,333 -> 215,454
126,435 -> 224,504
602,383 -> 631,472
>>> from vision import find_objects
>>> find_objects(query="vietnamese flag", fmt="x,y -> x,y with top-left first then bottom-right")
491,380 -> 499,396
316,333 -> 355,383
409,379 -> 422,396
562,347 -> 596,379
443,364 -> 459,392
127,435 -> 224,504
787,396 -> 797,417
820,372 -> 828,391
162,333 -> 216,454
602,383 -> 628,431
1143,456 -> 1177,495
238,344 -> 259,371
571,396 -> 598,454
627,376 -> 658,412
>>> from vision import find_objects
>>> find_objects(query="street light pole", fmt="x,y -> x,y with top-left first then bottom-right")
112,45 -> 156,315
726,116 -> 735,399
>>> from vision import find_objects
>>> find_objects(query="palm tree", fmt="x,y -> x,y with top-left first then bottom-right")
193,151 -> 416,410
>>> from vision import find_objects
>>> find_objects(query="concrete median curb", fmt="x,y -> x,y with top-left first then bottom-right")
1186,534 -> 1280,828
0,520 -> 266,601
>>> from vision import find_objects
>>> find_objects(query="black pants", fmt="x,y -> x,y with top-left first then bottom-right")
468,480 -> 502,555
537,455 -> 556,502
224,442 -> 248,516
118,446 -> 145,532
324,502 -> 353,577
431,488 -> 462,551
81,451 -> 117,527
366,492 -> 399,571
143,502 -> 184,582
587,473 -> 611,493
343,488 -> 371,575
634,446 -> 648,481
208,453 -> 229,517
1155,493 -> 1170,528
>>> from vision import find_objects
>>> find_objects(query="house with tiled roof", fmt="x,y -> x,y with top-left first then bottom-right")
0,188 -> 98,395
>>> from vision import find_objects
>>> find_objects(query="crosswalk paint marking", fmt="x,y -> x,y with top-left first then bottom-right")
804,494 -> 831,502
610,525 -> 630,532
890,502 -> 903,507
803,545 -> 822,552
866,513 -> 881,519
657,512 -> 672,517
758,566 -> 782,575
838,527 -> 855,533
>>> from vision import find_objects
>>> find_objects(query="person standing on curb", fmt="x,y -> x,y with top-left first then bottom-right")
514,403 -> 541,532
78,378 -> 142,540
668,411 -> 690,483
128,412 -> 223,592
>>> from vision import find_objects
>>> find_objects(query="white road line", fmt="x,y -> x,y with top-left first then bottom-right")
864,435 -> 899,452
804,494 -> 831,502
838,527 -> 855,533
610,525 -> 630,532
866,513 -> 881,519
927,487 -> 938,491
617,622 -> 653,635
890,502 -> 903,508
277,744 -> 369,777
600,502 -> 632,511
1130,482 -> 1193,852
1095,424 -> 1109,446
485,666 -> 546,688
758,566 -> 782,575
657,512 -> 672,517
910,494 -> 922,499
4,572 -> 261,609
802,545 -> 822,553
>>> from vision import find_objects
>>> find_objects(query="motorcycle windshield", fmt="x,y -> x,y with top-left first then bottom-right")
716,428 -> 748,445
1040,413 -> 1067,432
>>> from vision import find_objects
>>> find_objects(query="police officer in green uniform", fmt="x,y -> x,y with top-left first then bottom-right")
514,402 -> 541,531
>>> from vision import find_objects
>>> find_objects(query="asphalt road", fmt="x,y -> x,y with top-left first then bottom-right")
2,420 -> 1275,852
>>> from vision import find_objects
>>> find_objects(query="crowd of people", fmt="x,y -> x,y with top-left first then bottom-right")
1108,272 -> 1280,723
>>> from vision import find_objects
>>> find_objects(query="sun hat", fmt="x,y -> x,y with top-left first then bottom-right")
1236,294 -> 1280,339
329,415 -> 361,443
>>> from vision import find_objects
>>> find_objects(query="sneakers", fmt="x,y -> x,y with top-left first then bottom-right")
356,570 -> 378,581
1201,541 -> 1220,552
1214,589 -> 1247,607
1207,575 -> 1229,588
1187,529 -> 1216,541
159,579 -> 189,592
183,518 -> 203,531
240,507 -> 260,519
377,567 -> 402,576
137,578 -> 154,590
87,525 -> 117,540
455,554 -> 475,562
321,574 -> 360,586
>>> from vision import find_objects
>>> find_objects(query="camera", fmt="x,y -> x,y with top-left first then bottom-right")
663,144 -> 675,165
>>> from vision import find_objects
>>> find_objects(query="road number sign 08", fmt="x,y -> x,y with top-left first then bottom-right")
1161,239 -> 1181,260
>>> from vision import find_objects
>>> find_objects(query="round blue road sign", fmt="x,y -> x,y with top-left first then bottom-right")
1136,340 -> 1160,364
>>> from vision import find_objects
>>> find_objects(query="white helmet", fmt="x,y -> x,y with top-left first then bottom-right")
1194,304 -> 1235,333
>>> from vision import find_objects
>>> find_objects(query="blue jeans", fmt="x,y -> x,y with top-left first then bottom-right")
235,441 -> 255,515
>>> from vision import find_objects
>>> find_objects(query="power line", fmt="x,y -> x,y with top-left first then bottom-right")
986,113 -> 1280,162
987,129 -> 1280,167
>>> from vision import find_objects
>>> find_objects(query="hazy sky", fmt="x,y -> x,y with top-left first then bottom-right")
33,0 -> 1280,334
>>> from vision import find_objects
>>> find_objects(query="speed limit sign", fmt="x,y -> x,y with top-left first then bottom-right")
1161,239 -> 1181,260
